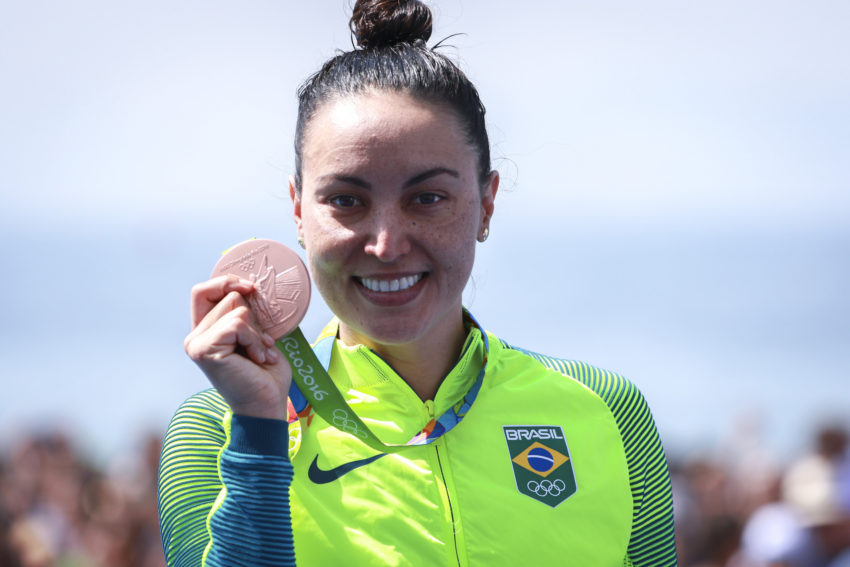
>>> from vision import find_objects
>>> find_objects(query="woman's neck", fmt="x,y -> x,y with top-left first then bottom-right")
337,316 -> 468,402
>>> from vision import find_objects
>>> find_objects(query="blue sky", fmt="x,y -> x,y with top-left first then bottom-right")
1,0 -> 847,464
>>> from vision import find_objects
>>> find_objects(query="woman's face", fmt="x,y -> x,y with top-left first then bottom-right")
291,90 -> 497,350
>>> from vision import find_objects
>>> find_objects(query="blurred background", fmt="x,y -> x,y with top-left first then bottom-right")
1,0 -> 847,565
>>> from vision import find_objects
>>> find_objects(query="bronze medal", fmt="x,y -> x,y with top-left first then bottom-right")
212,239 -> 311,339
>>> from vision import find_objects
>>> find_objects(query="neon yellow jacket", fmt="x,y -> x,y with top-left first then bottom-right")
158,319 -> 677,566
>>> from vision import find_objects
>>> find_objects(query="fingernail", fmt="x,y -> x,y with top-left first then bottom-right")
267,348 -> 279,362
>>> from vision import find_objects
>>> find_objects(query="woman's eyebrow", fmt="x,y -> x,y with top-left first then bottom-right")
317,168 -> 460,190
318,174 -> 371,188
405,167 -> 459,188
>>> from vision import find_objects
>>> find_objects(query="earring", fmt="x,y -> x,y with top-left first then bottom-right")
478,227 -> 489,242
297,237 -> 305,249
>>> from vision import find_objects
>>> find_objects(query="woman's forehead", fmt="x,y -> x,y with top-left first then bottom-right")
309,91 -> 460,138
301,91 -> 475,172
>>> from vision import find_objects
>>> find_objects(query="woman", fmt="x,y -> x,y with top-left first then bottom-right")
158,1 -> 678,565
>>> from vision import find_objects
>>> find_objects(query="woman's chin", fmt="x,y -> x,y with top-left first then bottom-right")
331,279 -> 464,350
341,316 -> 429,349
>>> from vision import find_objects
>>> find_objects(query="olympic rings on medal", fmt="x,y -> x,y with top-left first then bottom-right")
526,479 -> 567,497
331,408 -> 367,439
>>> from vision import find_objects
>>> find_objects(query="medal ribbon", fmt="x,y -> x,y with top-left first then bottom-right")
277,312 -> 489,453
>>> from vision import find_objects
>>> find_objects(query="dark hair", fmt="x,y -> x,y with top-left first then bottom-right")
293,0 -> 491,190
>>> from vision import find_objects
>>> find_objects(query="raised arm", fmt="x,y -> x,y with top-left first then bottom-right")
158,274 -> 298,566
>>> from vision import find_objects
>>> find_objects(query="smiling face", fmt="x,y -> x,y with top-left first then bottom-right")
292,90 -> 497,352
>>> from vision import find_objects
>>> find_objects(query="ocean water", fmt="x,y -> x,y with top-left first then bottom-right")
1,222 -> 847,465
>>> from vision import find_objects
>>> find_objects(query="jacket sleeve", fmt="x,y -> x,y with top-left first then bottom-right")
157,389 -> 296,567
503,348 -> 679,566
614,382 -> 678,566
560,363 -> 678,567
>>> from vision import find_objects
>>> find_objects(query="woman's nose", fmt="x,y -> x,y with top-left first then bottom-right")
363,208 -> 412,262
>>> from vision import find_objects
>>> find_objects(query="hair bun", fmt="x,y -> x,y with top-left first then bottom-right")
350,0 -> 433,49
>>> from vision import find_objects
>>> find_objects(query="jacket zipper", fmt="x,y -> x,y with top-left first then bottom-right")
434,443 -> 462,567
425,400 -> 462,567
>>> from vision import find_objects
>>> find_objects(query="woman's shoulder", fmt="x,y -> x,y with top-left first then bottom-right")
173,387 -> 230,416
164,388 -> 230,442
491,335 -> 647,414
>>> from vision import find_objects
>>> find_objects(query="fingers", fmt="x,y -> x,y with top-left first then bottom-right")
191,289 -> 248,337
184,275 -> 293,421
190,275 -> 255,328
186,291 -> 279,367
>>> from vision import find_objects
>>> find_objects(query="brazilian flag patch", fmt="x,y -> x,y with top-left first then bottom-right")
503,425 -> 577,507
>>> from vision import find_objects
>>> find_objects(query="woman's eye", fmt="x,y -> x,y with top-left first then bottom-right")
413,193 -> 443,205
328,195 -> 361,208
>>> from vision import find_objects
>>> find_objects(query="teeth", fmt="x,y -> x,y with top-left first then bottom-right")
360,274 -> 422,293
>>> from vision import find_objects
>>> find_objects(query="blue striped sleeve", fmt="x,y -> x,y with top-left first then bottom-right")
158,390 -> 296,567
158,390 -> 229,566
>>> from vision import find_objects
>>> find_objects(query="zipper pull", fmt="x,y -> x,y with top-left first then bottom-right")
423,399 -> 437,421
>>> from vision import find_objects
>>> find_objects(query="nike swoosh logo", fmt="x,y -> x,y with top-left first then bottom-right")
308,453 -> 387,484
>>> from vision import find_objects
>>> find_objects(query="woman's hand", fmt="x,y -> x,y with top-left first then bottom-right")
184,275 -> 292,421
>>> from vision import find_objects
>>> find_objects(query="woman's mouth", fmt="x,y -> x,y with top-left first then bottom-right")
356,273 -> 424,293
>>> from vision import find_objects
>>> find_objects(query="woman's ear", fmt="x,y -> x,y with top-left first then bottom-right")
290,175 -> 304,243
479,170 -> 499,236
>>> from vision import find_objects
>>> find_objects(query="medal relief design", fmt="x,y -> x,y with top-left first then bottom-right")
212,239 -> 311,339
246,254 -> 303,331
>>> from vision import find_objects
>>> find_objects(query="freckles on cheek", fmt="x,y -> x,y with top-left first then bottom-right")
307,223 -> 349,254
309,250 -> 344,277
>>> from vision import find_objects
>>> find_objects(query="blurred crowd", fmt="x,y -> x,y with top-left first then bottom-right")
674,421 -> 850,567
1,420 -> 849,567
0,431 -> 164,567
